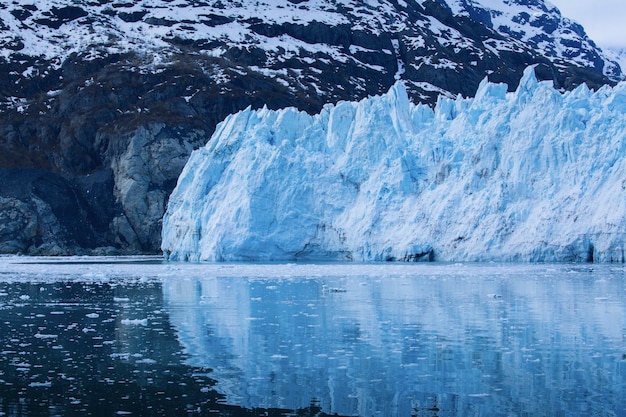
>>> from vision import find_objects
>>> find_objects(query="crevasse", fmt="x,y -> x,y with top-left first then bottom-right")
162,67 -> 626,262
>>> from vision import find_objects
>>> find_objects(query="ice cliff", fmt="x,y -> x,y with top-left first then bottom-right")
162,67 -> 626,262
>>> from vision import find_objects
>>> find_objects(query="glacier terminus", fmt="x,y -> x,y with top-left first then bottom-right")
162,67 -> 626,263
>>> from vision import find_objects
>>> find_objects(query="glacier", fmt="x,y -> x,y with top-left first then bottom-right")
162,67 -> 626,262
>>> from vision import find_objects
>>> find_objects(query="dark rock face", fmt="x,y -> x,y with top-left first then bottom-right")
0,0 -> 621,255
34,6 -> 88,29
0,168 -> 118,254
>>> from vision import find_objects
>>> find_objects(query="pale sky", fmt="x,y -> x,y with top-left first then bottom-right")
549,0 -> 626,50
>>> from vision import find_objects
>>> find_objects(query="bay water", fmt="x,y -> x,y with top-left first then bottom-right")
0,258 -> 624,416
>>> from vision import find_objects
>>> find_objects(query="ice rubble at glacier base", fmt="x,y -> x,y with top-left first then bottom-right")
162,67 -> 626,263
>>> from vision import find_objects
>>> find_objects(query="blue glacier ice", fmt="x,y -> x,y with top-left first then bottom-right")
162,67 -> 626,262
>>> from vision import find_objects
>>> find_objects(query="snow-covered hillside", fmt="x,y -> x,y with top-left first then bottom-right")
606,48 -> 626,76
0,0 -> 609,64
162,67 -> 626,263
0,0 -> 621,100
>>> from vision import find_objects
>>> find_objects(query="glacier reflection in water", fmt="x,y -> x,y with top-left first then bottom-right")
164,264 -> 626,417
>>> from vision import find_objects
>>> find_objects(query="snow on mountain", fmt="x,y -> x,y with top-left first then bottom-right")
443,0 -> 622,78
162,66 -> 626,263
0,0 -> 621,91
606,48 -> 626,76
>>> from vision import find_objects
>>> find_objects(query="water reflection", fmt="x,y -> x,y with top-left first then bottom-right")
0,261 -> 625,416
164,266 -> 626,417
0,281 -> 222,416
0,279 -> 326,417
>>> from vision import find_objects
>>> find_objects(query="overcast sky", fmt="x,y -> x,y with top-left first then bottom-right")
548,0 -> 626,50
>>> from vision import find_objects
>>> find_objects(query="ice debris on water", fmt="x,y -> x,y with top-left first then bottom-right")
121,318 -> 148,326
34,333 -> 58,339
28,382 -> 52,388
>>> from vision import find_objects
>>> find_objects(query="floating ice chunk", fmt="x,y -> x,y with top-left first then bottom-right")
34,333 -> 58,339
29,381 -> 52,388
121,318 -> 148,326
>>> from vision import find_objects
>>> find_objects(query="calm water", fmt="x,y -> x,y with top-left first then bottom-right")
0,258 -> 624,416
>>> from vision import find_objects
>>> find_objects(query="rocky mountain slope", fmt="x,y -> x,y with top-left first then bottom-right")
0,0 -> 621,255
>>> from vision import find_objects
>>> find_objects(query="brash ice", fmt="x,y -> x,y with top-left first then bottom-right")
162,67 -> 626,262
